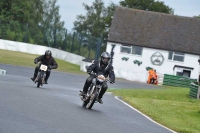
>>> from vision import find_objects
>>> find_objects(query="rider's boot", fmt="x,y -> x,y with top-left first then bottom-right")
97,88 -> 106,104
79,91 -> 86,96
80,84 -> 89,100
97,94 -> 103,104
97,98 -> 103,104
44,77 -> 48,84
79,91 -> 86,101
31,74 -> 37,82
31,68 -> 38,82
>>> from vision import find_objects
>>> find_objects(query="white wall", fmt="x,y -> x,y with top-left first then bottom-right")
80,61 -> 92,72
107,42 -> 200,82
0,39 -> 84,65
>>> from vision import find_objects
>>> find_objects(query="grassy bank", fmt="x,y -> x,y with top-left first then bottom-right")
109,87 -> 200,133
0,49 -> 85,74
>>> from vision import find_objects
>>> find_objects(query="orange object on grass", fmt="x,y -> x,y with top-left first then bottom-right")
147,69 -> 158,84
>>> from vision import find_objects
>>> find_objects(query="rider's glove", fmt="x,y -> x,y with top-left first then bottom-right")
87,71 -> 91,74
34,60 -> 37,64
48,65 -> 52,69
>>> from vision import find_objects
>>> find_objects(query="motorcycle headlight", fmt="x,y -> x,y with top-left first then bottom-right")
97,75 -> 105,82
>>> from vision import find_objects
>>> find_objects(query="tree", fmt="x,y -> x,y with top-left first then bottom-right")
73,1 -> 116,45
0,0 -> 65,47
72,1 -> 118,58
194,15 -> 200,18
40,0 -> 65,47
101,2 -> 116,41
0,0 -> 44,42
0,0 -> 43,23
120,0 -> 174,14
74,0 -> 105,37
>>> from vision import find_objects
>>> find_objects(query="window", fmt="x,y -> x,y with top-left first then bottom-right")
176,70 -> 191,77
120,46 -> 131,54
174,65 -> 193,78
132,46 -> 143,55
120,45 -> 143,55
168,51 -> 184,62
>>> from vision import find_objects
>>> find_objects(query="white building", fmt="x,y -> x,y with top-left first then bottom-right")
106,7 -> 200,83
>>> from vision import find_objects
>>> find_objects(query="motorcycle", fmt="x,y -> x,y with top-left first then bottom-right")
79,73 -> 110,109
34,63 -> 48,88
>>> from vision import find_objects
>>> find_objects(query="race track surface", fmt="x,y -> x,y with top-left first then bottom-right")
0,64 -> 173,133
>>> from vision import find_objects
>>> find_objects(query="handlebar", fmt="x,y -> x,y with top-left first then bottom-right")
89,72 -> 112,83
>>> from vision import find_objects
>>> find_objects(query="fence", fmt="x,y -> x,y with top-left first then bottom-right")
66,31 -> 102,60
163,74 -> 197,88
189,83 -> 200,99
0,21 -> 102,60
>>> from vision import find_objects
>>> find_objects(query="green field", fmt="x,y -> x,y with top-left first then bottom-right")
109,87 -> 200,133
0,49 -> 85,74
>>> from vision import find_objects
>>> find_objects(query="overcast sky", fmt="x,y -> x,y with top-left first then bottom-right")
57,0 -> 200,31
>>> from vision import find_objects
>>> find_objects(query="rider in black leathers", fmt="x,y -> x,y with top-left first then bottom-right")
31,50 -> 58,84
80,52 -> 115,104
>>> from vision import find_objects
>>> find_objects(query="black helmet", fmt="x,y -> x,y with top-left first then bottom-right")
101,52 -> 111,65
45,50 -> 52,56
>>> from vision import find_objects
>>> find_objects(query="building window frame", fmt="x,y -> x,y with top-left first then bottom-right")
132,46 -> 143,55
168,51 -> 185,62
120,45 -> 132,54
120,45 -> 143,56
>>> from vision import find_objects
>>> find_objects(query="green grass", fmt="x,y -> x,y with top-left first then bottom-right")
0,49 -> 85,74
109,87 -> 200,133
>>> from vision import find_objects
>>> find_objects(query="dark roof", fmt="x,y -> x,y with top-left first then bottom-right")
173,65 -> 194,70
108,6 -> 200,55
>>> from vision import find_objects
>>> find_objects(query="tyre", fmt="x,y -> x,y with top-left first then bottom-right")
37,74 -> 42,88
37,71 -> 44,88
37,78 -> 41,88
82,95 -> 90,108
86,93 -> 98,109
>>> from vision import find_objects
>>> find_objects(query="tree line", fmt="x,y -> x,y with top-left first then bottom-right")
1,0 -> 184,59
0,0 -> 65,48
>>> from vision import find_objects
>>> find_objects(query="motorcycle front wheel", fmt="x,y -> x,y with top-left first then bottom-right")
37,78 -> 41,88
86,92 -> 98,109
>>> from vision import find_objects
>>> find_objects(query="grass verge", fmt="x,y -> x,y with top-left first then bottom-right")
0,49 -> 85,74
109,86 -> 200,133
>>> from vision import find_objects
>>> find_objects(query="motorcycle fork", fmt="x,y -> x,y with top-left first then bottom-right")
90,78 -> 97,95
35,73 -> 40,82
97,88 -> 101,98
90,86 -> 96,95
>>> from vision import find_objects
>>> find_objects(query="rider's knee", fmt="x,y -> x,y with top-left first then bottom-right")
35,66 -> 39,71
47,69 -> 51,73
86,77 -> 93,84
102,84 -> 108,90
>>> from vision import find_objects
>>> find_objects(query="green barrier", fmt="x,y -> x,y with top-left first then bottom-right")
189,83 -> 199,99
163,74 -> 197,88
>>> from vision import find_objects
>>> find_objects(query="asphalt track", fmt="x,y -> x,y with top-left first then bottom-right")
0,64 -> 174,133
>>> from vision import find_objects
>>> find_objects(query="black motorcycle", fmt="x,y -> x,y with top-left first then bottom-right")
34,63 -> 48,88
79,73 -> 110,109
